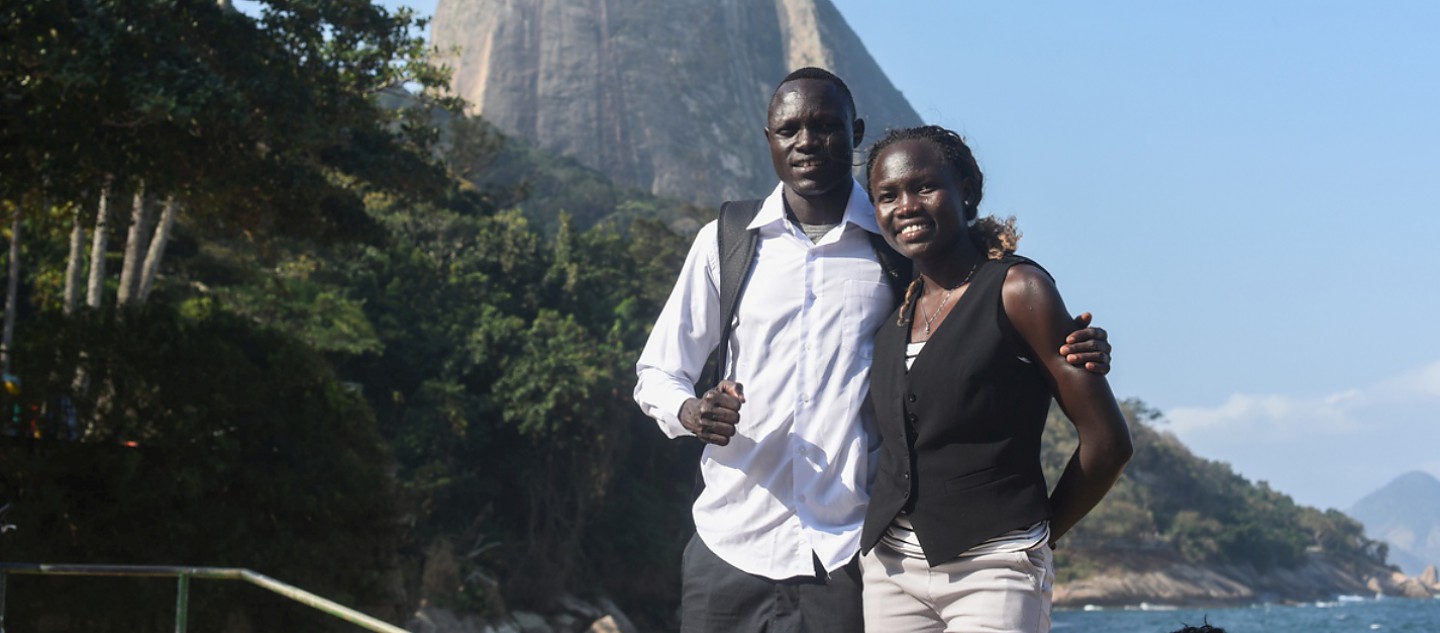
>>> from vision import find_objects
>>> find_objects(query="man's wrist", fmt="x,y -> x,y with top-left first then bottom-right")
678,397 -> 701,433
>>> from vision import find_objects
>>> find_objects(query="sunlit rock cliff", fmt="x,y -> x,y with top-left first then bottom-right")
432,0 -> 922,205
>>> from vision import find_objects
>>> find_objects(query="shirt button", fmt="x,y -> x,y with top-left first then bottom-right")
907,394 -> 917,403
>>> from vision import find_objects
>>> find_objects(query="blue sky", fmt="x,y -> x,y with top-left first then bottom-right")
379,0 -> 1440,511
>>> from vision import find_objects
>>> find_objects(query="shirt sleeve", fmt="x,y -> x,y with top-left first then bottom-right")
634,221 -> 723,439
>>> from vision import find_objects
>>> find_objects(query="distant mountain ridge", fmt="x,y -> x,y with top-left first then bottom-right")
432,0 -> 922,206
1349,470 -> 1440,575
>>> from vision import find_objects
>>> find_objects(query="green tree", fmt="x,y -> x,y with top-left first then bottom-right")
2,0 -> 460,328
304,175 -> 694,622
1,305 -> 401,631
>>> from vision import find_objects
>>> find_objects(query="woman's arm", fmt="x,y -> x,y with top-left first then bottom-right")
1002,264 -> 1134,544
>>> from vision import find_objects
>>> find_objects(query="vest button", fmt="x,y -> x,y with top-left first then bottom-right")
906,394 -> 917,403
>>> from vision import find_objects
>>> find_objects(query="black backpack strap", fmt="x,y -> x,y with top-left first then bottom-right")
867,232 -> 913,307
693,199 -> 762,502
712,199 -> 764,388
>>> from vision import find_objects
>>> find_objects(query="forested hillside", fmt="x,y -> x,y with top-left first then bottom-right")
1047,402 -> 1383,571
0,1 -> 1397,631
0,1 -> 698,630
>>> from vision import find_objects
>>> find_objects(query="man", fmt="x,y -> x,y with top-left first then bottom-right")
634,68 -> 1111,632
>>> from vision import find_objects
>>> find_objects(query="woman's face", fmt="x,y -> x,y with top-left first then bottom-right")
870,139 -> 969,262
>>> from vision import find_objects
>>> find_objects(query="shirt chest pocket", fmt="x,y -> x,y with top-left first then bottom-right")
842,280 -> 894,360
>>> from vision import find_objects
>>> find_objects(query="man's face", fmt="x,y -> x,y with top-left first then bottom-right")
765,79 -> 862,199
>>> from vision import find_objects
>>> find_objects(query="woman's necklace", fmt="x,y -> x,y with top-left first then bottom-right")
920,259 -> 981,336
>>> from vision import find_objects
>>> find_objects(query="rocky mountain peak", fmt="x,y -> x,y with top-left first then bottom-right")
432,0 -> 922,206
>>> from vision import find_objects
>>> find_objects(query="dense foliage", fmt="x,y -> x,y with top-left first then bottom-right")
3,3 -> 705,630
2,306 -> 401,631
1,0 -> 454,231
323,191 -> 699,615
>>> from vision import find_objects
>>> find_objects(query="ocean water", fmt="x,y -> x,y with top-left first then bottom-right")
1051,596 -> 1440,633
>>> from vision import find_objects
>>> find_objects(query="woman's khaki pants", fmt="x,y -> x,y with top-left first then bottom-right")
860,543 -> 1054,633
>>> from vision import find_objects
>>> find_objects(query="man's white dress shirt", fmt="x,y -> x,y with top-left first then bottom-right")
634,180 -> 894,580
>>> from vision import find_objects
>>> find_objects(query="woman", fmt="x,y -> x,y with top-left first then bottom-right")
860,126 -> 1133,633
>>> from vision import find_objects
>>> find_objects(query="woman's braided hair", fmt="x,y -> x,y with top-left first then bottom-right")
864,125 -> 1022,326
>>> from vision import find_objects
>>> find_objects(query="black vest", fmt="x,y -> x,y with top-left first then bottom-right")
861,255 -> 1053,566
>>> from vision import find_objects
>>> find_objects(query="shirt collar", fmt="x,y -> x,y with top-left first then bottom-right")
750,179 -> 880,235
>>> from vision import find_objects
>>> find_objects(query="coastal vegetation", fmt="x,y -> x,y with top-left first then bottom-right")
0,1 -> 1395,630
1043,402 -> 1387,586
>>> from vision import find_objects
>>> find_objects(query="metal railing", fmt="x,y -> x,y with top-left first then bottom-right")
0,563 -> 408,633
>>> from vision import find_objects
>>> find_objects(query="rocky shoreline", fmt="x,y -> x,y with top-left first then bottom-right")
1055,548 -> 1440,608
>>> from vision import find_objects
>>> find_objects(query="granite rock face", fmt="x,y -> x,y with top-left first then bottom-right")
433,0 -> 922,205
